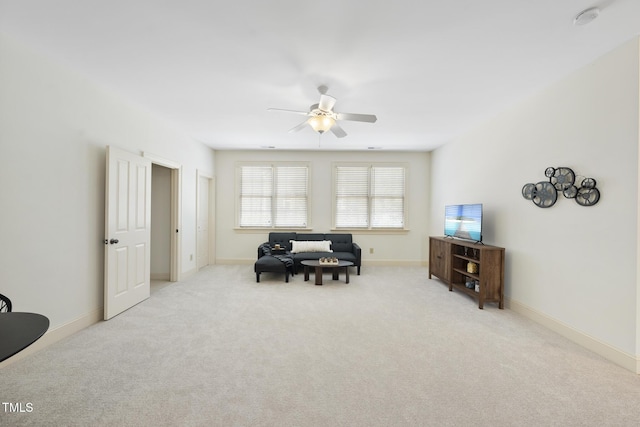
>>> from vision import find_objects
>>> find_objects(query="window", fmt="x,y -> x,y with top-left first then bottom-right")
334,164 -> 406,229
238,163 -> 309,228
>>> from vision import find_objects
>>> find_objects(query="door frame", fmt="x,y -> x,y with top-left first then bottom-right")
144,152 -> 182,282
196,170 -> 216,267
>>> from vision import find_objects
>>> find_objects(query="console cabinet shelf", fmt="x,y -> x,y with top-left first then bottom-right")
429,236 -> 505,309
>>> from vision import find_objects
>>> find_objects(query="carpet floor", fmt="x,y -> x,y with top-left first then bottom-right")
2,265 -> 639,426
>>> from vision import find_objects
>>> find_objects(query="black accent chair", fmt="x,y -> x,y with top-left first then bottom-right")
0,293 -> 12,312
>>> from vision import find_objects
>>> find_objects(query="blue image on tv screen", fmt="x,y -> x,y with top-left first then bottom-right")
444,204 -> 482,242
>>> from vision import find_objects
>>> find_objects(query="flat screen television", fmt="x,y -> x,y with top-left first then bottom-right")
444,203 -> 483,242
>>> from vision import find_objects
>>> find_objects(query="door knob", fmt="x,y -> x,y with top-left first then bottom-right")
109,239 -> 119,244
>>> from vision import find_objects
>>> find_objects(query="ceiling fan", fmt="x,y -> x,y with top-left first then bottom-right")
268,86 -> 377,138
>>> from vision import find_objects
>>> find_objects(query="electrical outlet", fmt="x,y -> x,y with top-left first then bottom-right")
190,254 -> 193,261
369,248 -> 374,254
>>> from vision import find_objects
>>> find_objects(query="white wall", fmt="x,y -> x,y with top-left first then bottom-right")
0,35 -> 216,332
430,37 -> 640,367
214,150 -> 431,265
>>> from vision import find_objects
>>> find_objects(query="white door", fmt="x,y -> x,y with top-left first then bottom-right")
197,175 -> 209,270
104,146 -> 152,320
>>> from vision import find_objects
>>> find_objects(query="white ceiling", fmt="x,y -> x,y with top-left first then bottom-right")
1,0 -> 639,151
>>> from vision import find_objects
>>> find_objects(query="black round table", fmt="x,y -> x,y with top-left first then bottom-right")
0,312 -> 50,362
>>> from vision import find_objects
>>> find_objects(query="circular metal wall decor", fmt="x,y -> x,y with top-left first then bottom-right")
563,185 -> 578,199
581,177 -> 596,189
522,166 -> 600,208
576,187 -> 600,206
550,167 -> 575,191
532,181 -> 557,208
545,167 -> 556,178
522,183 -> 535,200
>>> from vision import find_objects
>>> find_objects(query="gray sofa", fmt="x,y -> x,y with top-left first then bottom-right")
258,232 -> 362,275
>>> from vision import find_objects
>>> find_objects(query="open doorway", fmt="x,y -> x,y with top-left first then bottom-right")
151,164 -> 172,292
145,153 -> 182,293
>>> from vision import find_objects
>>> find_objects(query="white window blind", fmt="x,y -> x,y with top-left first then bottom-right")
335,166 -> 370,228
274,166 -> 308,227
335,165 -> 406,229
240,166 -> 273,227
239,164 -> 308,228
371,166 -> 405,228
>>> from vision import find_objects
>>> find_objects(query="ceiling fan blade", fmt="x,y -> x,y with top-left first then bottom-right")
318,94 -> 336,112
288,119 -> 310,133
336,112 -> 377,123
330,123 -> 347,138
268,108 -> 310,116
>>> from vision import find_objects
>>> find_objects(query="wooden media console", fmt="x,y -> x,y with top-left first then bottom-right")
429,236 -> 505,309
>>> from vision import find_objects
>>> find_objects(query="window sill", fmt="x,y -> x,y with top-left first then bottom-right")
330,228 -> 410,235
234,227 -> 314,234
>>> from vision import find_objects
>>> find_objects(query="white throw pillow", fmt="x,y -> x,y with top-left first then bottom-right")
289,240 -> 333,253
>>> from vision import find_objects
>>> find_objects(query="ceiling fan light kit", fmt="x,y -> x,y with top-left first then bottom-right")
308,115 -> 335,133
268,86 -> 377,138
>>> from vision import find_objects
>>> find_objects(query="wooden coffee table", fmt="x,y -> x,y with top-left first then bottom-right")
301,260 -> 354,285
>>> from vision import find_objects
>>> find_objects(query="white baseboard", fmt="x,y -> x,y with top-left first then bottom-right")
507,298 -> 640,374
150,272 -> 170,280
0,307 -> 103,369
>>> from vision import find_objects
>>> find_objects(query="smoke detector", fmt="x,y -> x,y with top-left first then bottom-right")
573,7 -> 600,26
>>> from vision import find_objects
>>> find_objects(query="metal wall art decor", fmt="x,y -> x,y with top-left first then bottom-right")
522,167 -> 600,208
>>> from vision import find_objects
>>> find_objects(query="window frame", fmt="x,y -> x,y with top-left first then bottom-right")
332,162 -> 408,231
235,161 -> 311,230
